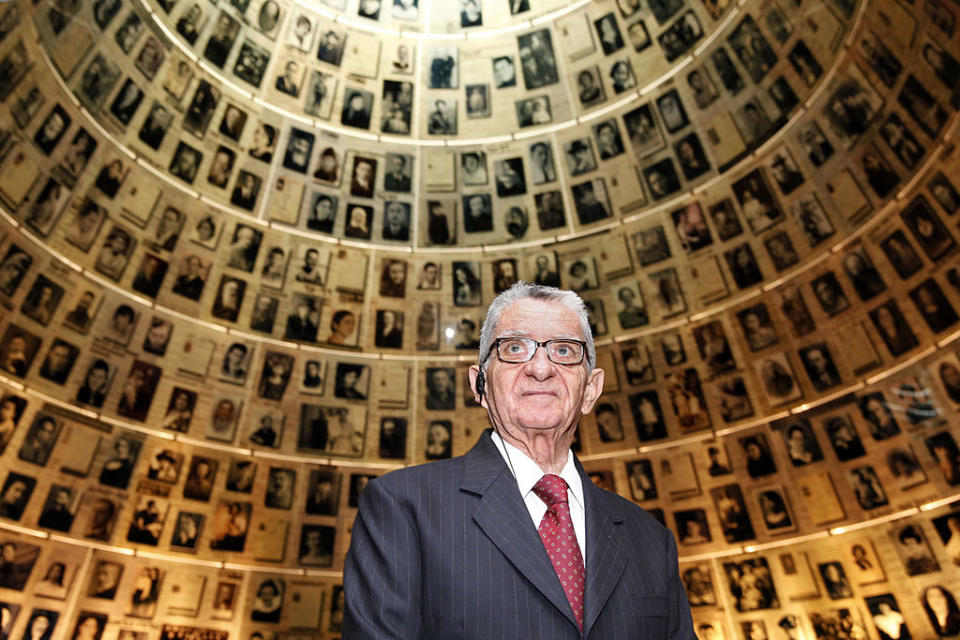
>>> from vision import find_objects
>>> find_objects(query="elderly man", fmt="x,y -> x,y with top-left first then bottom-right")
344,282 -> 694,639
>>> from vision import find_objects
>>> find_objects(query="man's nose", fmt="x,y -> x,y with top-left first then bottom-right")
523,344 -> 555,378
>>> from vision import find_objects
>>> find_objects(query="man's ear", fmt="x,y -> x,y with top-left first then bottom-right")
580,367 -> 605,415
468,365 -> 486,407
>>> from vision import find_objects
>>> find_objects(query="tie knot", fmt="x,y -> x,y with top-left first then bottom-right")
533,474 -> 568,507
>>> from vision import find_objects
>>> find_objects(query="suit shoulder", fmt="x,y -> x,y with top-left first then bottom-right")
370,455 -> 468,494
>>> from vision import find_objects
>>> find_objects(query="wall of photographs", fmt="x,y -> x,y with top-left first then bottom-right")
0,0 -> 958,637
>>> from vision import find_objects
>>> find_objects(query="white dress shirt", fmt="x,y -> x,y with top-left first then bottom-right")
490,430 -> 587,565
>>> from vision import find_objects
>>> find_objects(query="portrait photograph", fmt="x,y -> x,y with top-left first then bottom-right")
759,232 -> 796,274
821,65 -> 884,149
116,360 -> 162,422
901,195 -> 956,261
62,128 -> 99,180
33,552 -> 81,600
36,338 -> 78,385
305,469 -> 341,516
516,29 -> 558,89
885,444 -> 927,491
716,376 -> 754,423
209,500 -> 252,552
224,460 -> 256,495
515,96 -> 551,128
731,169 -> 784,234
96,433 -> 142,489
206,397 -> 241,443
674,509 -> 711,545
623,103 -> 666,159
126,495 -> 168,546
865,593 -> 912,640
0,472 -> 35,521
168,511 -> 203,552
632,225 -> 672,267
755,486 -> 795,533
722,558 -> 779,611
563,138 -> 597,177
232,39 -> 271,88
628,389 -> 666,441
265,466 -> 296,510
869,300 -> 918,357
926,430 -> 960,485
298,524 -> 335,566
242,410 -> 283,452
648,267 -> 687,318
644,158 -> 682,201
754,351 -> 802,405
710,484 -> 755,543
147,448 -> 183,484
24,177 -> 69,237
182,456 -> 217,502
798,342 -> 842,392
848,465 -> 889,510
677,564 -> 717,608
842,538 -> 886,586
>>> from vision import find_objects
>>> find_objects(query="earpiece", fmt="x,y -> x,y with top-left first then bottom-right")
474,370 -> 485,397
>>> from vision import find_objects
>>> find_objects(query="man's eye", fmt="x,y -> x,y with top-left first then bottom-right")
505,341 -> 524,353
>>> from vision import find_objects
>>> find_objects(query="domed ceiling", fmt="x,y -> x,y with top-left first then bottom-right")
0,0 -> 958,637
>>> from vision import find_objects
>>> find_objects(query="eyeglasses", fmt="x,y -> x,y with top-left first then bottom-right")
492,337 -> 586,365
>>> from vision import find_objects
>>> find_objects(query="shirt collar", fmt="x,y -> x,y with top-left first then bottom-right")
490,431 -> 584,511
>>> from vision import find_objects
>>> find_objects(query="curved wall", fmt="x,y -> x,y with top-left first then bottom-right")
0,0 -> 959,638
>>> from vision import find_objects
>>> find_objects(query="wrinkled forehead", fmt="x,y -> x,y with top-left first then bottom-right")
495,298 -> 583,340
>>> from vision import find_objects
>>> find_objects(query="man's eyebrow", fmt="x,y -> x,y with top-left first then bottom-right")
496,331 -> 582,341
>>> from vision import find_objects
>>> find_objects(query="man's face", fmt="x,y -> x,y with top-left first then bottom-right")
423,265 -> 437,281
54,489 -> 70,509
237,228 -> 254,248
388,262 -> 404,283
2,482 -> 23,504
43,113 -> 64,141
390,156 -> 404,174
386,203 -> 405,226
807,349 -> 826,372
649,171 -> 667,195
47,346 -> 70,371
355,162 -> 372,184
468,196 -> 484,217
473,299 -> 603,433
431,370 -> 451,394
306,250 -> 318,268
147,325 -> 167,347
598,126 -> 615,148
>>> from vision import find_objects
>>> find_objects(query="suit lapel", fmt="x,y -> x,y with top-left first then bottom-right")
581,469 -> 627,637
463,431 -> 581,632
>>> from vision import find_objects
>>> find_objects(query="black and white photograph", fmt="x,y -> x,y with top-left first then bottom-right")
821,66 -> 884,149
230,169 -> 263,211
722,558 -> 778,611
674,509 -> 711,546
798,343 -> 841,391
33,104 -> 70,156
626,390 -> 665,441
0,473 -> 35,521
298,524 -> 335,566
755,351 -> 802,405
737,304 -> 778,351
517,29 -> 558,89
910,278 -> 958,333
710,484 -> 754,543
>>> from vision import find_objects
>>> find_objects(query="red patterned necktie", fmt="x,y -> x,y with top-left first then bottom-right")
533,474 -> 585,631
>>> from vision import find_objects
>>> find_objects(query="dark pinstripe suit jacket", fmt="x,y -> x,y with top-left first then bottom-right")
343,430 -> 696,639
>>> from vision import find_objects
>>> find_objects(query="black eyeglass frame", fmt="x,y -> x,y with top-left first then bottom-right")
488,337 -> 588,365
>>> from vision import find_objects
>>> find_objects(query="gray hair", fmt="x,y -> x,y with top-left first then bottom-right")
478,281 -> 596,371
